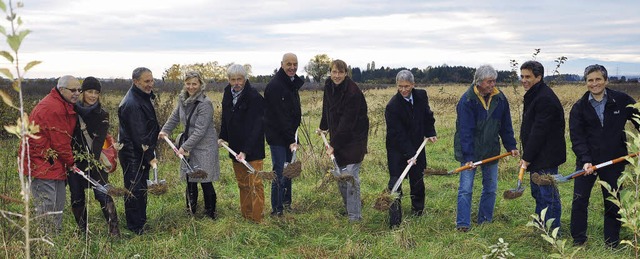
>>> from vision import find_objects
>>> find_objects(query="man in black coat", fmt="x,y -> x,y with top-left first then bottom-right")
519,60 -> 566,230
385,70 -> 437,228
569,64 -> 639,248
264,53 -> 304,216
218,64 -> 266,223
118,67 -> 160,235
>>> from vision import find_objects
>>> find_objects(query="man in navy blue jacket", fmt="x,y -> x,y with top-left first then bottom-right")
569,64 -> 639,248
264,53 -> 304,216
454,65 -> 518,232
385,70 -> 437,228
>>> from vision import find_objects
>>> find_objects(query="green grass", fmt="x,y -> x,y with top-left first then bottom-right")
1,84 -> 638,258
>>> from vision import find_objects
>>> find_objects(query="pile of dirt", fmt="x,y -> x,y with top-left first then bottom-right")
257,170 -> 276,181
531,173 -> 556,186
502,189 -> 523,200
283,161 -> 302,179
107,187 -> 132,197
147,183 -> 168,195
423,167 -> 448,175
188,169 -> 208,179
374,190 -> 393,211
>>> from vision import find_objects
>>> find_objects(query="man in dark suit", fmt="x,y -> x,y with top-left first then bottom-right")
385,69 -> 437,228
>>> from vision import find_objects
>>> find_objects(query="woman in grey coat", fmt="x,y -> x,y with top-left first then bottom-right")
159,71 -> 220,219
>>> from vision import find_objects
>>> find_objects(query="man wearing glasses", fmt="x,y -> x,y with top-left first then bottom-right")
23,75 -> 81,234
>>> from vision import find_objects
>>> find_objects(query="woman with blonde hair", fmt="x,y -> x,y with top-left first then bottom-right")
159,71 -> 220,219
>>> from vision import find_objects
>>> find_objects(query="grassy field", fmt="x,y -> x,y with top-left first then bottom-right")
1,83 -> 639,258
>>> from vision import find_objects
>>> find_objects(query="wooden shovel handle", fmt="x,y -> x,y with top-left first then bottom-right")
517,166 -> 525,181
450,152 -> 511,174
572,152 -> 640,179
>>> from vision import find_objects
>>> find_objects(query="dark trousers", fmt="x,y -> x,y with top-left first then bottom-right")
530,167 -> 562,229
186,181 -> 217,217
270,145 -> 292,213
122,159 -> 150,234
570,167 -> 622,246
388,166 -> 425,227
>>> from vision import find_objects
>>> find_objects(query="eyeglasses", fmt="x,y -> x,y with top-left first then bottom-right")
61,87 -> 82,93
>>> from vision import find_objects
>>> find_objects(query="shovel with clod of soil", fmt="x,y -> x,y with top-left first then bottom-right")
147,158 -> 168,195
72,166 -> 130,197
283,130 -> 302,179
503,166 -> 526,200
316,129 -> 355,183
532,152 -> 640,186
161,136 -> 208,179
374,138 -> 428,211
219,142 -> 276,181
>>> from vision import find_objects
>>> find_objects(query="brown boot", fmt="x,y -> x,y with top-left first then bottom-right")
102,202 -> 120,237
71,206 -> 87,232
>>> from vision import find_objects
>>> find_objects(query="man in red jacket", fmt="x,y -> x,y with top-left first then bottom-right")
24,75 -> 81,234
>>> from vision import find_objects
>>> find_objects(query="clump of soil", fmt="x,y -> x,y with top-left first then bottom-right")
147,183 -> 168,195
336,173 -> 355,184
531,173 -> 556,186
423,167 -> 448,175
257,171 -> 276,181
188,169 -> 208,179
283,161 -> 302,179
503,189 -> 523,200
107,187 -> 132,197
374,190 -> 393,211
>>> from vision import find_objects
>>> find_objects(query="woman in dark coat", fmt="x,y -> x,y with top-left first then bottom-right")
69,76 -> 120,236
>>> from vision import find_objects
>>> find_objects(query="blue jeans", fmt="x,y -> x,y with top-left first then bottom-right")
530,167 -> 562,229
456,162 -> 498,228
269,145 -> 292,213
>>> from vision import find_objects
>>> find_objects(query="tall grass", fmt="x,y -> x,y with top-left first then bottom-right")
1,83 -> 638,257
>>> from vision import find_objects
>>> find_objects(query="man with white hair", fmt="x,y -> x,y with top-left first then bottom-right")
454,65 -> 519,232
23,75 -> 81,234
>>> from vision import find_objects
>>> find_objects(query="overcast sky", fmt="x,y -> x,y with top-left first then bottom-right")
9,0 -> 640,79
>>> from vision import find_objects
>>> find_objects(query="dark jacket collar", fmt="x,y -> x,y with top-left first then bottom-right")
524,80 -> 546,99
276,67 -> 304,90
131,84 -> 155,100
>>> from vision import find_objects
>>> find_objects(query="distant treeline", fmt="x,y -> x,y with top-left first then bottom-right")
3,64 -> 639,97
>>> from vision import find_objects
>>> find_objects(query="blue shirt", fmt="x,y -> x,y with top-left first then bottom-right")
588,89 -> 608,127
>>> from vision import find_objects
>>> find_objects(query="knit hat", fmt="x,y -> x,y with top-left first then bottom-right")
81,76 -> 101,92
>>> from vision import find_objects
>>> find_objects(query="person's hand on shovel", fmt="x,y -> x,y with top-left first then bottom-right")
290,142 -> 298,152
217,139 -> 228,148
236,152 -> 246,162
510,149 -> 520,157
582,163 -> 595,175
519,159 -> 530,170
158,131 -> 169,140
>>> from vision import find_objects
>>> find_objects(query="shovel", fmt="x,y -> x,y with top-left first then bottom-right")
535,152 -> 640,185
432,152 -> 512,175
374,139 -> 428,211
147,158 -> 168,195
503,166 -> 526,200
317,130 -> 352,181
284,130 -> 302,178
72,166 -> 129,197
162,135 -> 207,179
219,142 -> 276,181
390,138 -> 429,194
